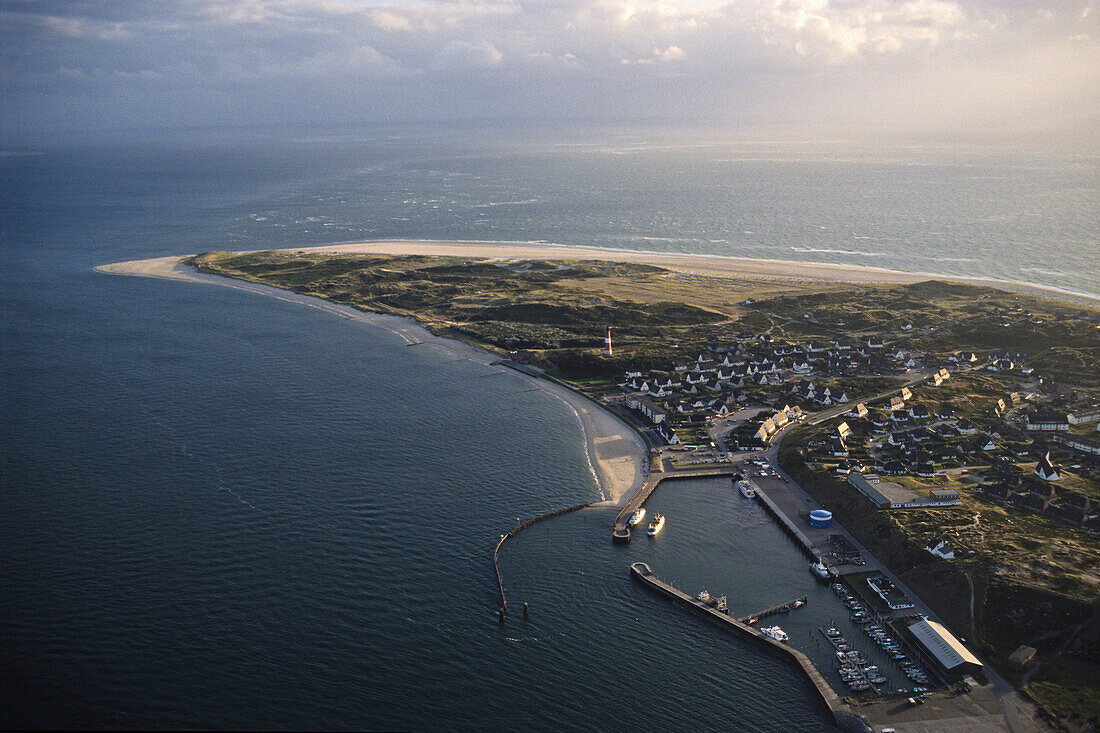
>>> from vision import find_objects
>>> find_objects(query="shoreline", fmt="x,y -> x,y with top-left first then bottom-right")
94,237 -> 1100,507
95,254 -> 647,506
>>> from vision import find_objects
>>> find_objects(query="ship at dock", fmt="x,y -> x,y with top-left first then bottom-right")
647,513 -> 665,536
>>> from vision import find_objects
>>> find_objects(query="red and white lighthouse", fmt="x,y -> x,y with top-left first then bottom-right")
603,326 -> 613,356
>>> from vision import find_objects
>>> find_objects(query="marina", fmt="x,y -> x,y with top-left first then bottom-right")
629,562 -> 868,732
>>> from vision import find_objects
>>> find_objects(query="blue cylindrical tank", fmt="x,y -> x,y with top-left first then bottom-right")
808,509 -> 833,528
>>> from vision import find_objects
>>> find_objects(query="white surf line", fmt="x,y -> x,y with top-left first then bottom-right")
540,389 -> 606,502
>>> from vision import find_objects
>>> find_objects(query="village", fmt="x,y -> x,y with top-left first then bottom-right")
615,325 -> 1100,533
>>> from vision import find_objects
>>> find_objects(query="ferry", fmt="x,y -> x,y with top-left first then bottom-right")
628,507 -> 646,526
809,561 -> 833,580
737,480 -> 756,499
761,626 -> 789,642
647,513 -> 665,536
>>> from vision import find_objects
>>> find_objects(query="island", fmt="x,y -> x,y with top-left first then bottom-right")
105,243 -> 1099,730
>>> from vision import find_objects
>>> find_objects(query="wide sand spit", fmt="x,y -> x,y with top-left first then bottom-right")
97,240 -> 1099,505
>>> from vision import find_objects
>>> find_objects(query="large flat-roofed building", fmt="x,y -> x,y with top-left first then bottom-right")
907,619 -> 983,675
847,474 -> 962,510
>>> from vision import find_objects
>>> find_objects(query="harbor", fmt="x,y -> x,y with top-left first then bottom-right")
629,562 -> 868,732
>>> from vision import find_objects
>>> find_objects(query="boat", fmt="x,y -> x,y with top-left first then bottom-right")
761,626 -> 789,642
809,561 -> 833,580
696,590 -> 711,603
647,513 -> 665,536
738,480 -> 756,499
824,627 -> 842,638
628,507 -> 646,526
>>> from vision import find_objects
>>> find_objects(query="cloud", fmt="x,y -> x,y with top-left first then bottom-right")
0,0 -> 1096,141
431,40 -> 504,72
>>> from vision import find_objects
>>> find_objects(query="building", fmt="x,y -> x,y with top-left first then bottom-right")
847,474 -> 962,510
1023,410 -> 1069,432
1068,405 -> 1100,425
1034,452 -> 1060,481
1053,432 -> 1100,456
907,619 -> 983,675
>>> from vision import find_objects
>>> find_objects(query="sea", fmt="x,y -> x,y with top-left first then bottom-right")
1,125 -> 1096,730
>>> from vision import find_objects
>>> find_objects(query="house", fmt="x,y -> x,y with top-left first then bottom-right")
1022,492 -> 1051,514
867,336 -> 885,349
835,460 -> 851,474
956,419 -> 977,436
899,387 -> 913,402
882,460 -> 906,475
849,403 -> 869,419
909,404 -> 930,420
890,410 -> 909,424
836,421 -> 853,439
889,396 -> 905,411
830,437 -> 850,457
1034,452 -> 1060,481
1024,410 -> 1069,432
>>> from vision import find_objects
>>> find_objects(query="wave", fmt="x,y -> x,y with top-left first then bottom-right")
789,247 -> 886,257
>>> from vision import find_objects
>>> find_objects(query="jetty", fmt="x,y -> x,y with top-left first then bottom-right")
612,464 -> 738,542
630,563 -> 869,732
493,501 -> 595,618
737,596 -> 808,625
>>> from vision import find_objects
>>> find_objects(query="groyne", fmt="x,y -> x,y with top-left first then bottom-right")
630,562 -> 870,732
493,502 -> 596,617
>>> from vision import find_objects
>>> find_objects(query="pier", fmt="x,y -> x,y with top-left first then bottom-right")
612,464 -> 738,542
630,563 -> 869,732
752,484 -> 821,562
736,595 -> 809,624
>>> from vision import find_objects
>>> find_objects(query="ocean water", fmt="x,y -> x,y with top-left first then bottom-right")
0,127 -> 1094,729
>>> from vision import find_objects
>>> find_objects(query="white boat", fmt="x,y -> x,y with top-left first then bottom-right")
628,507 -> 646,526
738,480 -> 756,499
809,561 -> 833,580
761,626 -> 789,642
647,513 -> 665,536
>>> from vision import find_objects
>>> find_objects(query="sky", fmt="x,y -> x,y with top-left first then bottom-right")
2,0 -> 1098,143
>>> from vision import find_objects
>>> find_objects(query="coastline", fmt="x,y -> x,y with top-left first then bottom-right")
95,254 -> 647,506
97,238 -> 1100,508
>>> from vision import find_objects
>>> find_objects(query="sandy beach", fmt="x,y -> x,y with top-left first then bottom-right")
97,250 -> 647,505
96,239 -> 1097,506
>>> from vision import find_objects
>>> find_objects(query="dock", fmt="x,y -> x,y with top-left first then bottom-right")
736,595 -> 808,624
819,627 -> 881,696
612,464 -> 738,542
630,563 -> 869,732
752,484 -> 821,561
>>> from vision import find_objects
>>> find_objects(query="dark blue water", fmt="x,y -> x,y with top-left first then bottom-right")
1,128 -> 1092,729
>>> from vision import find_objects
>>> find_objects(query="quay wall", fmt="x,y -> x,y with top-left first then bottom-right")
630,562 -> 870,733
753,485 -> 821,562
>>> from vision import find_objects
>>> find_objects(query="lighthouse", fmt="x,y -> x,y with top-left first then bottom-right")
603,326 -> 613,356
